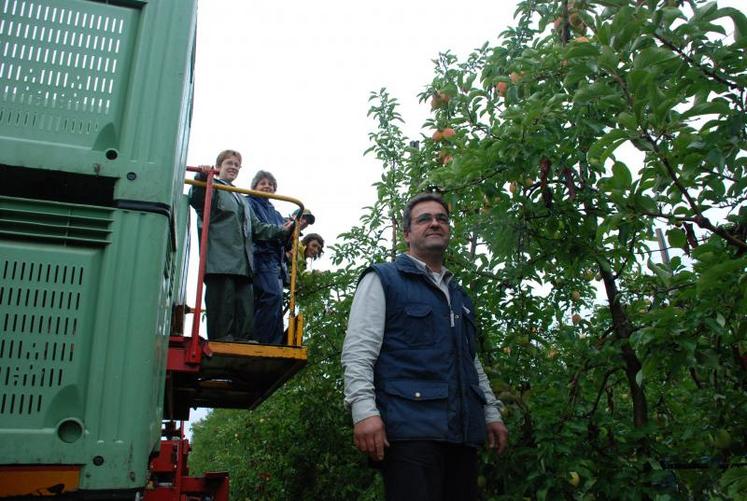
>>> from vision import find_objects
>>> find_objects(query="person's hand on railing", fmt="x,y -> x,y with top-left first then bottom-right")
282,219 -> 296,242
194,164 -> 215,181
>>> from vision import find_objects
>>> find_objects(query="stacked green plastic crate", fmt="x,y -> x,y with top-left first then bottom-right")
0,0 -> 196,494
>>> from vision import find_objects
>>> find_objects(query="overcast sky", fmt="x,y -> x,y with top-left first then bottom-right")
186,0 -> 522,271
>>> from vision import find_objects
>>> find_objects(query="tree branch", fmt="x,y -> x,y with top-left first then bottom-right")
587,370 -> 619,419
654,33 -> 745,94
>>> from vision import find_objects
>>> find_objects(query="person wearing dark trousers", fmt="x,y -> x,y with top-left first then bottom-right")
189,150 -> 291,342
246,170 -> 285,345
342,192 -> 508,501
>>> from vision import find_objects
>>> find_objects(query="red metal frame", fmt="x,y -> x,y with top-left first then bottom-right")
186,166 -> 218,364
145,422 -> 229,501
156,166 -> 306,500
166,166 -> 219,373
149,167 -> 225,500
166,335 -> 212,373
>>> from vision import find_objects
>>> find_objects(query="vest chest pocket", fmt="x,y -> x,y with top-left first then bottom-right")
400,303 -> 436,347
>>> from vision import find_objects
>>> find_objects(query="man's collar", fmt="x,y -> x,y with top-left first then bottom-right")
401,254 -> 452,279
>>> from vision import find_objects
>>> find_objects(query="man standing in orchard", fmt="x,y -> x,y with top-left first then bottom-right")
342,192 -> 508,500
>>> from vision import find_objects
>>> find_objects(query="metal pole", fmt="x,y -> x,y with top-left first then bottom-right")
287,218 -> 301,346
655,228 -> 670,265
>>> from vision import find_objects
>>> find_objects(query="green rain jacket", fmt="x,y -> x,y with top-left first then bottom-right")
189,176 -> 289,278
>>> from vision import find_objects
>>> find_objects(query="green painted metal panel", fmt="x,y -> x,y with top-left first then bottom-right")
0,199 -> 174,491
0,195 -> 114,244
171,193 -> 191,309
0,1 -> 139,148
0,240 -> 102,428
0,0 -> 197,206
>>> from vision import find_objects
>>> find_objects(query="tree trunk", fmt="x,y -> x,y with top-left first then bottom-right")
600,267 -> 648,428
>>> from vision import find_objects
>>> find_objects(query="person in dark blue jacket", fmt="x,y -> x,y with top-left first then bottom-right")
342,192 -> 508,501
246,170 -> 286,344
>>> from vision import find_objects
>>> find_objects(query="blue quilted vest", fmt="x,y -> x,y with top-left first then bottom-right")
367,254 -> 487,447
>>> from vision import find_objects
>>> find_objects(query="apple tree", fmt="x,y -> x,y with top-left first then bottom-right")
404,0 -> 747,498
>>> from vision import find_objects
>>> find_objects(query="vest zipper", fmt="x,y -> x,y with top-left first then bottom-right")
420,270 -> 467,441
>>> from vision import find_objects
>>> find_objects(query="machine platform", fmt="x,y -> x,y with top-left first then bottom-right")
164,339 -> 308,420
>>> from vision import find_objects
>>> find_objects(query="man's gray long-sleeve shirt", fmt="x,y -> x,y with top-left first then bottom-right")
341,254 -> 503,425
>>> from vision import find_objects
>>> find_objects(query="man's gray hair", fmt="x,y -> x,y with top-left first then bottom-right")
403,192 -> 449,232
251,170 -> 277,191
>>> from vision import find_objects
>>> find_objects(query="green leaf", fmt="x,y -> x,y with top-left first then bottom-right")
573,82 -> 620,106
725,8 -> 747,42
565,42 -> 601,60
610,7 -> 640,50
626,69 -> 653,104
709,7 -> 747,42
641,357 -> 657,382
616,111 -> 637,130
716,313 -> 726,328
720,467 -> 747,498
660,6 -> 688,29
633,194 -> 657,213
696,256 -> 747,297
598,46 -> 620,72
587,129 -> 629,167
648,259 -> 672,287
680,100 -> 731,119
633,47 -> 678,70
595,0 -> 628,6
666,228 -> 687,249
612,162 -> 632,190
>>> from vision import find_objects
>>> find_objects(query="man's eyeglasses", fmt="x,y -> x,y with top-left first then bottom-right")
414,213 -> 450,225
